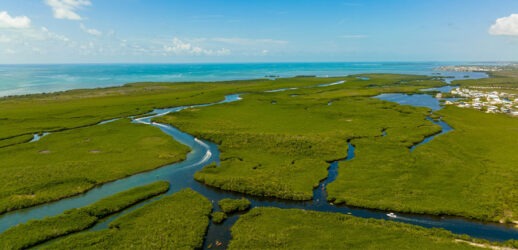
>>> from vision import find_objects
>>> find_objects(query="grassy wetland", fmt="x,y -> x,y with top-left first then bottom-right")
328,106 -> 518,223
1,72 -> 517,248
0,77 -> 352,143
155,73 -> 518,223
40,189 -> 212,250
156,75 -> 445,201
0,119 -> 188,214
218,198 -> 251,214
0,181 -> 169,250
0,76 -> 355,213
229,207 -> 512,250
456,69 -> 518,90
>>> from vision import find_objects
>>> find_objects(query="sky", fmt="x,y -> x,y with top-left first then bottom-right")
0,0 -> 518,63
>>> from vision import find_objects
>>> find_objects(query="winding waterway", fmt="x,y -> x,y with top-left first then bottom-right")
1,77 -> 517,249
410,117 -> 453,152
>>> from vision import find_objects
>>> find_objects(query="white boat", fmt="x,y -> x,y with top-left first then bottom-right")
387,212 -> 397,218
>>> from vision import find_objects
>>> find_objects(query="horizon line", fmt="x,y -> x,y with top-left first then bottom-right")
0,60 -> 516,66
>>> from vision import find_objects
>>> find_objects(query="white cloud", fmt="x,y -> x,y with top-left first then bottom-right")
80,23 -> 102,36
41,27 -> 70,42
0,25 -> 69,47
164,37 -> 230,56
0,11 -> 31,29
44,0 -> 91,20
489,14 -> 518,36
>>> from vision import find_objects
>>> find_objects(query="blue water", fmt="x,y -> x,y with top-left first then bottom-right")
375,93 -> 443,111
410,117 -> 453,152
0,62 -> 487,97
421,85 -> 458,93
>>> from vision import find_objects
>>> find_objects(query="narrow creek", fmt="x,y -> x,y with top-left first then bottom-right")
0,79 -> 517,249
410,117 -> 453,152
313,141 -> 356,204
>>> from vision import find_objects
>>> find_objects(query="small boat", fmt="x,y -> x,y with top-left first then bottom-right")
387,212 -> 397,218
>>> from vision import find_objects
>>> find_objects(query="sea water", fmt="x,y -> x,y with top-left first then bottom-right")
0,62 -> 489,97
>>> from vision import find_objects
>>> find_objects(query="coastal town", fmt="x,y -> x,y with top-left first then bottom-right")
442,87 -> 518,116
437,64 -> 518,72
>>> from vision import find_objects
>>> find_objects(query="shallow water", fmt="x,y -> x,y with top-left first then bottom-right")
317,80 -> 345,87
0,62 -> 490,97
29,132 -> 50,143
374,93 -> 443,111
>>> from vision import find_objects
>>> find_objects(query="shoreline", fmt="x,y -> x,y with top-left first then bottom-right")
0,62 -> 490,98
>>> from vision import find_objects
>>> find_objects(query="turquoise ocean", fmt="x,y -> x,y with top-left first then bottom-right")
0,62 -> 489,97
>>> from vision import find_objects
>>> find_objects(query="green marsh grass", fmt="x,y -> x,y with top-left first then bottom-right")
212,211 -> 227,224
2,76 -> 412,212
456,69 -> 518,89
0,77 -> 361,141
0,134 -> 33,148
0,119 -> 188,214
156,79 -> 442,201
157,74 -> 517,223
328,107 -> 518,222
218,198 -> 251,213
83,181 -> 169,218
41,189 -> 212,249
229,207 -> 490,250
0,181 -> 169,250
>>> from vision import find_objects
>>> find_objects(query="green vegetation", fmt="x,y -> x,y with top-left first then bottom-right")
0,77 -> 357,141
0,181 -> 168,250
156,75 -> 443,200
0,210 -> 96,250
153,73 -> 517,223
328,106 -> 518,222
0,134 -> 33,148
1,76 -> 395,213
229,207 -> 483,250
3,72 -> 516,247
218,198 -> 251,213
82,181 -> 169,218
0,119 -> 187,214
456,69 -> 518,90
212,211 -> 227,224
41,189 -> 212,250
